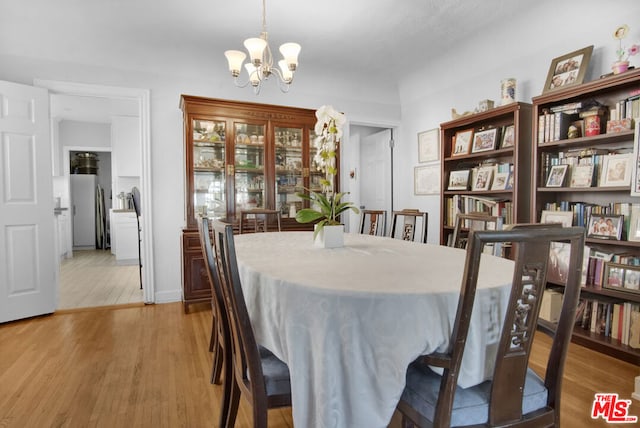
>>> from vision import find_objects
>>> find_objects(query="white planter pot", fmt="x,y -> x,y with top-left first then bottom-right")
314,224 -> 344,248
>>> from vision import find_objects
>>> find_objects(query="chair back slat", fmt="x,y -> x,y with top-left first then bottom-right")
239,209 -> 282,233
390,209 -> 428,243
359,209 -> 387,236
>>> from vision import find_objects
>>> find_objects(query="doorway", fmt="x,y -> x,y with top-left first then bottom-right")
351,125 -> 393,235
35,79 -> 154,307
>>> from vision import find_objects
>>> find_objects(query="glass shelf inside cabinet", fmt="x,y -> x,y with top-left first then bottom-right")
193,119 -> 226,218
234,122 -> 265,217
275,126 -> 304,217
308,129 -> 324,193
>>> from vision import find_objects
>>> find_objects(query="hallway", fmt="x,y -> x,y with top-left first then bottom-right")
58,249 -> 143,310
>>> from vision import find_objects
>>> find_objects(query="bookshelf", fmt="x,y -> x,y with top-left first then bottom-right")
439,102 -> 532,245
531,68 -> 640,364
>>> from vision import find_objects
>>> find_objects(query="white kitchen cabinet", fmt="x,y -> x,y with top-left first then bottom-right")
110,210 -> 138,262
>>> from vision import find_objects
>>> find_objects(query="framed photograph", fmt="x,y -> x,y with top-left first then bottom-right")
540,210 -> 573,227
452,129 -> 474,156
587,214 -> 623,240
491,171 -> 509,190
418,128 -> 440,163
601,153 -> 632,187
471,128 -> 499,153
603,263 -> 640,294
414,164 -> 440,195
603,263 -> 625,291
569,164 -> 594,188
545,164 -> 568,187
472,167 -> 493,191
500,124 -> 515,149
631,121 -> 640,196
548,242 -> 571,284
629,205 -> 640,242
542,45 -> 593,93
448,169 -> 470,190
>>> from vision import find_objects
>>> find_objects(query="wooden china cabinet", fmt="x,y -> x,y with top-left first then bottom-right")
179,96 -> 331,311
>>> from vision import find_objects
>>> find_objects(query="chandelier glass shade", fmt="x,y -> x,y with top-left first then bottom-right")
224,0 -> 301,94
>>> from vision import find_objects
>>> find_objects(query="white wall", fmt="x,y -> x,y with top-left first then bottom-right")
395,0 -> 640,243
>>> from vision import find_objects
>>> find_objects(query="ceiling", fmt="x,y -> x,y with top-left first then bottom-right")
1,0 -> 533,87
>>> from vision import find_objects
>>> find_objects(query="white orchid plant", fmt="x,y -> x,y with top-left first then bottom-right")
613,24 -> 639,63
295,105 -> 358,237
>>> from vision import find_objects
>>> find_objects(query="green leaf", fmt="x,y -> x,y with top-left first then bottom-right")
295,209 -> 325,223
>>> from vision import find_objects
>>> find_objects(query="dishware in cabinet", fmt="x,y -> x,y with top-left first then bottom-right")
193,119 -> 226,220
233,121 -> 266,219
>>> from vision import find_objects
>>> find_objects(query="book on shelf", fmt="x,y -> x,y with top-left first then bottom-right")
575,297 -> 640,346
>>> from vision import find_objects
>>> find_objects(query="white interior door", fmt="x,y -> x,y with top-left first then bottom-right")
359,129 -> 392,233
0,80 -> 56,323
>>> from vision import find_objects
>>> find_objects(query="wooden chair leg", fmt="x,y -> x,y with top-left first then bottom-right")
209,315 -> 216,352
217,344 -> 233,428
210,341 -> 223,385
225,377 -> 241,428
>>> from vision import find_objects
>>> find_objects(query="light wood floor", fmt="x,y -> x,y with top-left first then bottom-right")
0,302 -> 638,427
58,249 -> 143,310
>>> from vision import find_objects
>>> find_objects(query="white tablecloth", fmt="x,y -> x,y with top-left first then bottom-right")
234,232 -> 514,428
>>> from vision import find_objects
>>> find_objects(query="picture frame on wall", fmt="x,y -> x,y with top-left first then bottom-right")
414,164 -> 440,195
500,124 -> 515,149
448,169 -> 470,190
471,128 -> 499,153
452,129 -> 474,156
545,164 -> 568,187
417,128 -> 440,163
601,153 -> 632,187
587,214 -> 623,240
542,45 -> 593,93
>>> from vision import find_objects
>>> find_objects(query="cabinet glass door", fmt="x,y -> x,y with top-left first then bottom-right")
192,119 -> 226,219
309,129 -> 324,193
274,126 -> 304,218
234,122 -> 266,218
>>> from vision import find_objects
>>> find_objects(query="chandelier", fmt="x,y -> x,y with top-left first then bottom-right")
224,0 -> 301,94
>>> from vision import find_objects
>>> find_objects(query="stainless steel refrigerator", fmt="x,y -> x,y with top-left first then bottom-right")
71,174 -> 105,249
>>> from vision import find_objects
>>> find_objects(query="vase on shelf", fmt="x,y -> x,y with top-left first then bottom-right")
612,61 -> 630,75
314,224 -> 344,248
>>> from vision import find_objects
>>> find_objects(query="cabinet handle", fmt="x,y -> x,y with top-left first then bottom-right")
303,167 -> 309,178
226,165 -> 234,176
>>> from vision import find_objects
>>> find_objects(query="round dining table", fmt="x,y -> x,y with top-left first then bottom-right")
234,231 -> 515,428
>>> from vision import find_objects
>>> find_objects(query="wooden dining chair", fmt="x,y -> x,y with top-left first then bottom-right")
359,209 -> 387,236
239,208 -> 282,234
397,225 -> 585,427
390,209 -> 428,243
197,217 -> 228,384
450,212 -> 500,250
211,219 -> 292,428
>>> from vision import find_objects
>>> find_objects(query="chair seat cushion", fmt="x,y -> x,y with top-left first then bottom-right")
258,347 -> 291,397
401,362 -> 548,426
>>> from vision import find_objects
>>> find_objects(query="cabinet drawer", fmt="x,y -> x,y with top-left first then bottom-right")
183,230 -> 202,251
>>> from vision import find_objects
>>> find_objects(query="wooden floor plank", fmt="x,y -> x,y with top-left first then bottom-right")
0,302 -> 637,427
